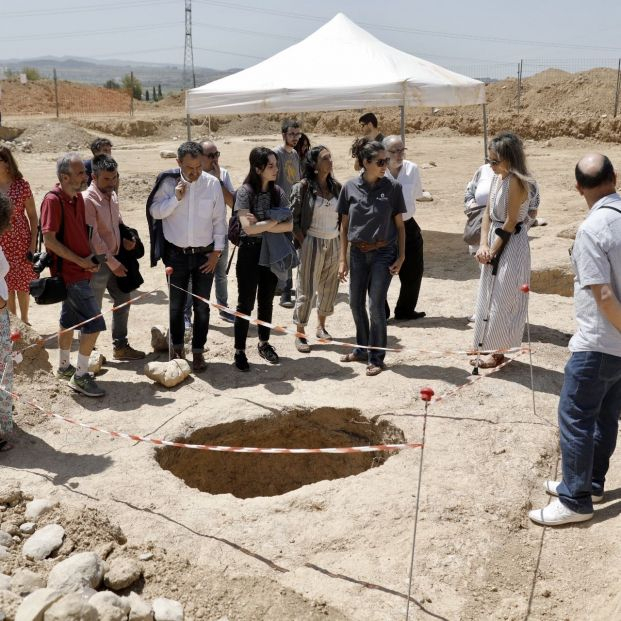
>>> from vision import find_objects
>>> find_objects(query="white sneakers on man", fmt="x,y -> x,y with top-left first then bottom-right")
544,480 -> 604,504
528,499 -> 593,526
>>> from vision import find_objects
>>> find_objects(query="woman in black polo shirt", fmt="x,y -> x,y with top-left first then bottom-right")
337,139 -> 406,376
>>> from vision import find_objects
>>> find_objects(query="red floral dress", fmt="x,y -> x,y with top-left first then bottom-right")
0,178 -> 36,291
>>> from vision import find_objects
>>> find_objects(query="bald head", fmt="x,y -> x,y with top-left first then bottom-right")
200,140 -> 220,173
575,153 -> 617,207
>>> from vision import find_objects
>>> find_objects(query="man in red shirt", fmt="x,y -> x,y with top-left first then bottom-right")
40,153 -> 106,397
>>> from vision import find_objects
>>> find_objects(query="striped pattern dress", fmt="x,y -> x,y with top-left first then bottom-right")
473,174 -> 531,351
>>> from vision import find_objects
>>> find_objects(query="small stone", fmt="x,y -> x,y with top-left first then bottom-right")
104,557 -> 142,590
11,570 -> 46,597
0,481 -> 22,505
88,352 -> 106,375
0,545 -> 11,560
96,542 -> 114,560
0,589 -> 22,620
0,574 -> 11,590
43,592 -> 98,621
22,524 -> 64,561
19,523 -> 36,535
144,360 -> 191,388
150,326 -> 169,352
24,500 -> 55,522
89,591 -> 130,621
0,531 -> 13,547
160,150 -> 177,159
542,589 -> 551,598
138,552 -> 153,562
1,523 -> 19,536
0,504 -> 6,512
55,538 -> 75,558
22,493 -> 33,502
15,588 -> 63,621
124,592 -> 153,621
152,597 -> 183,621
46,552 -> 104,593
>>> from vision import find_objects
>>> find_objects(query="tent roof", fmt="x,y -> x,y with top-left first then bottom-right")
186,13 -> 485,115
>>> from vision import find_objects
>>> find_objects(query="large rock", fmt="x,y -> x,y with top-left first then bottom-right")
42,593 -> 98,621
24,500 -> 55,522
0,589 -> 22,620
0,531 -> 14,547
123,592 -> 153,621
152,597 -> 183,621
0,481 -> 22,505
88,352 -> 106,375
89,591 -> 130,621
160,150 -> 177,159
144,360 -> 191,388
15,588 -> 62,621
22,525 -> 64,561
150,326 -> 169,352
104,557 -> 142,590
11,570 -> 45,597
46,552 -> 104,593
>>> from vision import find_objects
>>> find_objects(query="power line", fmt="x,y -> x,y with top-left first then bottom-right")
193,22 -> 297,42
194,46 -> 264,61
0,0 -> 173,19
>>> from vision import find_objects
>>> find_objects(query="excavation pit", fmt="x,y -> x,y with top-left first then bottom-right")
156,408 -> 406,499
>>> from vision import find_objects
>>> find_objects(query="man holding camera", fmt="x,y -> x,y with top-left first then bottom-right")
83,154 -> 144,361
40,152 -> 106,397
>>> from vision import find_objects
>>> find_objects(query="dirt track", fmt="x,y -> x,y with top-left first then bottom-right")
2,123 -> 621,620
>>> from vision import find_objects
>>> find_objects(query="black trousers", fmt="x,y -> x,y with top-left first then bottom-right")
234,240 -> 278,350
393,217 -> 424,318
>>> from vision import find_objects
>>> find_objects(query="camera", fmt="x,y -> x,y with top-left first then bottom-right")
32,251 -> 53,274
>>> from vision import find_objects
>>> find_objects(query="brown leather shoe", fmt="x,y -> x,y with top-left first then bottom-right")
113,344 -> 146,361
192,352 -> 207,372
171,347 -> 186,360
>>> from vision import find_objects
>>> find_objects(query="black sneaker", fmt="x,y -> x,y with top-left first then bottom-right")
279,293 -> 294,309
258,342 -> 279,364
234,350 -> 250,372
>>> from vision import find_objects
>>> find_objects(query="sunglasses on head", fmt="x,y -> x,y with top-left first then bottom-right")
486,157 -> 501,166
373,158 -> 390,167
204,151 -> 220,159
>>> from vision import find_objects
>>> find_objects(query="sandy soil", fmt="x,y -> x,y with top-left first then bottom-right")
2,124 -> 621,620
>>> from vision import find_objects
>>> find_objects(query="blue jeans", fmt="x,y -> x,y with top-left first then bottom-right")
349,244 -> 396,367
557,351 -> 621,513
89,263 -> 130,347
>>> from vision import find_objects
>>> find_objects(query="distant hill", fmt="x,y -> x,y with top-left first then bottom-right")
0,56 -> 238,92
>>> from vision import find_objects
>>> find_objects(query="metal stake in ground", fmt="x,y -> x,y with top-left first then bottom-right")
521,283 -> 538,421
165,266 -> 174,361
473,227 -> 513,375
405,386 -> 434,621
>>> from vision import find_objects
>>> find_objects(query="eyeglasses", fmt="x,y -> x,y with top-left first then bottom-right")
373,158 -> 390,167
388,148 -> 407,154
204,151 -> 220,159
486,157 -> 501,166
286,132 -> 301,137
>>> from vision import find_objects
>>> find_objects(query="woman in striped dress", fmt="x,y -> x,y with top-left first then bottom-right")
471,132 -> 535,369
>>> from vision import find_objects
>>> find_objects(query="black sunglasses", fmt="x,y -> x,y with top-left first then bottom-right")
373,158 -> 390,167
204,151 -> 220,158
486,157 -> 501,166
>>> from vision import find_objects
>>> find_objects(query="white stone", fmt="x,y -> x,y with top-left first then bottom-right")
0,589 -> 22,620
152,597 -> 183,621
418,190 -> 434,202
150,326 -> 169,352
19,523 -> 35,535
0,531 -> 13,547
42,592 -> 98,621
89,591 -> 130,621
11,570 -> 46,596
15,588 -> 62,621
0,545 -> 11,560
144,359 -> 191,388
22,525 -> 64,561
88,352 -> 106,375
160,150 -> 177,159
138,552 -> 153,562
124,592 -> 153,621
0,481 -> 22,505
24,500 -> 55,522
0,573 -> 11,590
104,557 -> 142,590
46,552 -> 104,593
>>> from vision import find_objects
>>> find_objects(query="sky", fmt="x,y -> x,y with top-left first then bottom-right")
1,0 -> 620,79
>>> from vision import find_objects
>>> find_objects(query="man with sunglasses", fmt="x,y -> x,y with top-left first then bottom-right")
383,135 -> 425,321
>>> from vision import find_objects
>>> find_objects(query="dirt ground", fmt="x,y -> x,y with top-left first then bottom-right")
2,118 -> 621,620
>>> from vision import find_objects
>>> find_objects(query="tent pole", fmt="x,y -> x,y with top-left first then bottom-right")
400,105 -> 405,144
482,104 -> 488,161
186,114 -> 192,141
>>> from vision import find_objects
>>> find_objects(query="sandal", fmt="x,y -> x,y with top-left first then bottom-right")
0,439 -> 14,453
469,354 -> 506,369
366,365 -> 383,377
340,353 -> 366,363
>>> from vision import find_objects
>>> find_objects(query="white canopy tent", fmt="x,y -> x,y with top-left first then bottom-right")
185,13 -> 487,149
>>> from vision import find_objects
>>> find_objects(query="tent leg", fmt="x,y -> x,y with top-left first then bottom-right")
186,114 -> 192,141
482,104 -> 488,161
400,105 -> 405,144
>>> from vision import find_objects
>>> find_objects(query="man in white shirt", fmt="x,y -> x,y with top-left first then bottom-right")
383,135 -> 425,320
529,153 -> 621,526
150,141 -> 227,372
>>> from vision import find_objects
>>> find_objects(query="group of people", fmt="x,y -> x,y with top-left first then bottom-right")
1,118 -> 620,530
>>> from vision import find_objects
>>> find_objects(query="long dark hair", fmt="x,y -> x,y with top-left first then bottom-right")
294,133 -> 310,159
0,146 -> 23,181
243,147 -> 280,204
0,193 -> 13,236
352,137 -> 384,169
303,145 -> 339,195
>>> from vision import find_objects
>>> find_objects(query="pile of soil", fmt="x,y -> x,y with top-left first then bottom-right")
17,121 -> 97,152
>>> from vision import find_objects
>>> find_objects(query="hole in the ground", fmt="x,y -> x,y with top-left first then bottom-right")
155,408 -> 406,499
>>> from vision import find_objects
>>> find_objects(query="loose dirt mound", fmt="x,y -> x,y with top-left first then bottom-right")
17,120 -> 97,153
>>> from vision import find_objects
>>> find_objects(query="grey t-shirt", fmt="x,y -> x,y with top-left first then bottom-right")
337,175 -> 406,244
569,193 -> 621,357
274,145 -> 300,200
234,184 -> 289,239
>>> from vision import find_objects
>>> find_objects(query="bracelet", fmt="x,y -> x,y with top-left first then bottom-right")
0,302 -> 6,310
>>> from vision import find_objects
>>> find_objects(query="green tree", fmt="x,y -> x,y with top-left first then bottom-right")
152,86 -> 157,102
121,73 -> 142,100
158,84 -> 162,99
103,79 -> 120,90
145,89 -> 150,101
21,66 -> 41,81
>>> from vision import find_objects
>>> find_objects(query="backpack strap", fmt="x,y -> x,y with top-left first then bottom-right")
42,190 -> 65,273
600,205 -> 621,216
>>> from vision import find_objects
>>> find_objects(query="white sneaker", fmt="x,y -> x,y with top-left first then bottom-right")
544,480 -> 604,504
528,499 -> 593,526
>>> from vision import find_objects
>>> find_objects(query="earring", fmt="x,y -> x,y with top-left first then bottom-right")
314,170 -> 318,174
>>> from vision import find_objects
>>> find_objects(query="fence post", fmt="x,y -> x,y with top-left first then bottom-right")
614,58 -> 621,118
53,68 -> 59,119
129,71 -> 134,117
517,59 -> 523,114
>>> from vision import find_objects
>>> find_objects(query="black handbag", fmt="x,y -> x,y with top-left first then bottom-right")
29,190 -> 68,305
